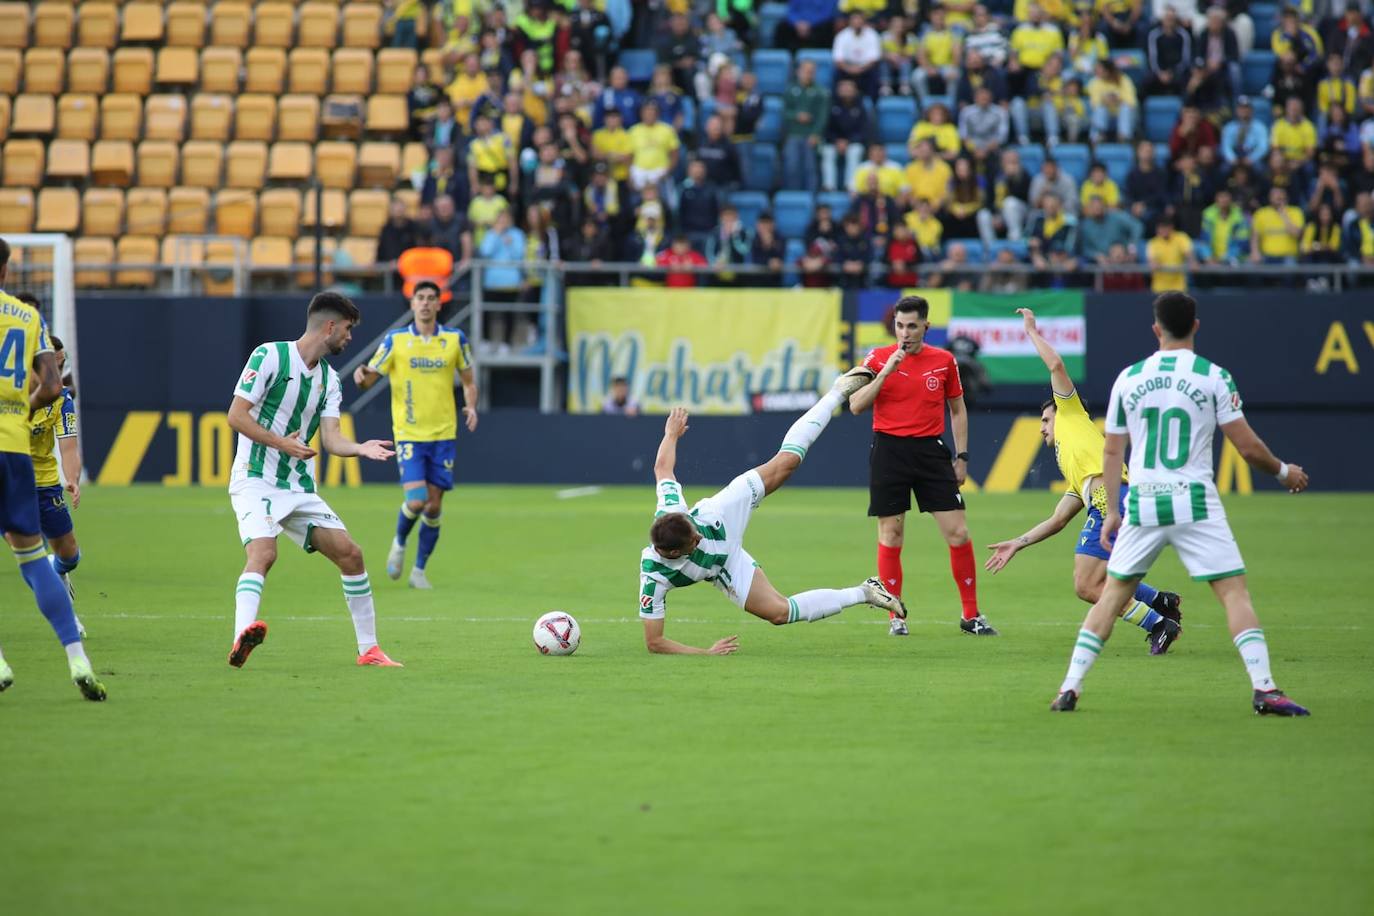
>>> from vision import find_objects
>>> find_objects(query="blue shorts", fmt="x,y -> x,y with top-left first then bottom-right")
396,440 -> 456,491
37,484 -> 74,539
0,452 -> 41,537
1074,488 -> 1128,561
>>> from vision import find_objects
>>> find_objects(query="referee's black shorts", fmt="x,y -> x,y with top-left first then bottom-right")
867,432 -> 964,517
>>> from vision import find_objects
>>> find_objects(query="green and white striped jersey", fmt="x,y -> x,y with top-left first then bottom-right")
638,480 -> 731,620
229,341 -> 341,493
1105,349 -> 1243,527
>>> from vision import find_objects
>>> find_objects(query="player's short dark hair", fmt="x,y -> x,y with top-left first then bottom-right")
16,292 -> 40,308
0,237 -> 9,271
1153,291 -> 1197,340
1041,398 -> 1056,413
650,513 -> 696,554
893,295 -> 929,320
50,334 -> 63,351
307,291 -> 361,326
412,280 -> 441,298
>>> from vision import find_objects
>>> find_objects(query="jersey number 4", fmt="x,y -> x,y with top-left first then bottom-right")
0,328 -> 27,391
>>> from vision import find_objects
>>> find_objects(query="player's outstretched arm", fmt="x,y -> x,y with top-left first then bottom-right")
459,367 -> 479,432
318,416 -> 395,461
985,493 -> 1084,573
352,364 -> 381,391
642,618 -> 739,655
653,407 -> 689,480
227,396 -> 318,460
1017,308 -> 1073,395
1221,418 -> 1308,493
848,350 -> 905,415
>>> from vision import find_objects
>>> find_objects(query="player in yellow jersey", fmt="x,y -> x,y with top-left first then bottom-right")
983,308 -> 1183,654
355,281 -> 478,589
0,240 -> 104,699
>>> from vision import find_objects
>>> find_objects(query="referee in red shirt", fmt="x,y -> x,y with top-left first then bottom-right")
845,295 -> 997,637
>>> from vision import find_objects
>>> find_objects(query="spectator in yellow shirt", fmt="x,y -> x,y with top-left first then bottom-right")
1300,202 -> 1343,265
903,139 -> 953,209
850,143 -> 908,197
909,102 -> 961,162
627,100 -> 680,194
1250,187 -> 1305,263
1009,4 -> 1065,95
446,53 -> 488,124
467,113 -> 517,194
1079,161 -> 1120,209
592,108 -> 634,182
1270,97 -> 1317,164
1146,215 -> 1195,292
903,198 -> 945,259
1087,59 -> 1138,144
1315,52 -> 1357,122
913,6 -> 962,104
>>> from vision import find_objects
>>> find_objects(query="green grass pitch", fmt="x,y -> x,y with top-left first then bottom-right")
4,485 -> 1372,915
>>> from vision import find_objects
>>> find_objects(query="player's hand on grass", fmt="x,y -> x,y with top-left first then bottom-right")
357,439 -> 396,461
665,407 -> 689,439
65,481 -> 80,509
1099,511 -> 1122,552
708,635 -> 739,655
1282,463 -> 1309,493
280,431 -> 317,460
984,540 -> 1021,573
1016,307 -> 1037,331
463,406 -> 478,432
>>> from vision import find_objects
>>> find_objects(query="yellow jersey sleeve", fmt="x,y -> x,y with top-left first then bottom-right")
1051,388 -> 1110,504
369,330 -> 398,374
0,295 -> 53,454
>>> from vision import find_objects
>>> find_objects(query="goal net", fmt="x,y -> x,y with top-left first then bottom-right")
3,233 -> 82,476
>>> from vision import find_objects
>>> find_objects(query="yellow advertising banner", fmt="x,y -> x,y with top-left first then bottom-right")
567,288 -> 844,415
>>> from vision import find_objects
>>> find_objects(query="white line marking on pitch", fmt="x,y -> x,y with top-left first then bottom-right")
555,486 -> 604,500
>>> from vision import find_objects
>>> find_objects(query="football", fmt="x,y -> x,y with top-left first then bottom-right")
532,611 -> 581,656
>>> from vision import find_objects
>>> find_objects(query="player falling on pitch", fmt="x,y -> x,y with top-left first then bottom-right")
226,292 -> 403,668
984,308 -> 1183,655
639,381 -> 908,655
354,280 -> 477,589
0,239 -> 103,699
1050,292 -> 1311,715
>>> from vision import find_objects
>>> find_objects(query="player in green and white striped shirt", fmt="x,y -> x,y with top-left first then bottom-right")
225,293 -> 404,670
639,382 -> 909,655
1051,293 -> 1311,716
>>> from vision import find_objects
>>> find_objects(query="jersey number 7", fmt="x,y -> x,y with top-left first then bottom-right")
0,328 -> 27,391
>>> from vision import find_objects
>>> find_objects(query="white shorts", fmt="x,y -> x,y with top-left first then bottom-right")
229,479 -> 347,553
1106,517 -> 1247,582
695,470 -> 766,609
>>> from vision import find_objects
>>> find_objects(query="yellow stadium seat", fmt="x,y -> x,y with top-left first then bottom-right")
125,187 -> 167,235
340,236 -> 377,269
394,187 -> 419,217
299,2 -> 339,49
144,95 -> 187,142
365,95 -> 408,135
67,48 -> 110,93
0,96 -> 10,143
419,48 -> 444,78
200,47 -> 241,93
375,48 -> 417,94
76,3 -> 118,49
135,139 -> 179,188
161,235 -> 204,270
190,93 -> 232,141
0,49 -> 18,95
165,2 -> 206,48
100,93 -> 142,140
288,48 -> 330,95
268,141 -> 313,182
250,236 -> 293,271
2,139 -> 45,186
91,139 -> 134,186
254,3 -> 295,48
12,95 -> 56,136
330,48 -> 373,95
225,141 -> 267,189
121,2 -> 164,44
167,187 -> 209,233
0,4 -> 29,49
401,141 -> 427,180
47,139 -> 90,180
294,236 -> 337,287
181,140 -> 223,188
259,187 -> 302,238
24,48 -> 65,94
347,188 -> 388,237
244,48 -> 286,94
209,2 -> 252,47
214,189 -> 257,237
342,3 -> 382,49
36,187 -> 80,231
314,141 -> 357,189
116,236 -> 160,287
74,236 -> 115,289
58,94 -> 99,141
320,94 -> 364,140
112,47 -> 154,95
33,2 -> 75,49
277,94 -> 321,142
234,94 -> 277,142
203,239 -> 241,296
0,189 -> 35,233
82,187 -> 124,236
155,47 -> 199,88
357,142 -> 399,189
302,187 -> 345,230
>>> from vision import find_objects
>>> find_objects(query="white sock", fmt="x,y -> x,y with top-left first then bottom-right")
64,641 -> 88,664
786,586 -> 867,623
234,573 -> 265,638
1234,628 -> 1275,691
1059,628 -> 1105,694
341,572 -> 377,653
780,390 -> 843,462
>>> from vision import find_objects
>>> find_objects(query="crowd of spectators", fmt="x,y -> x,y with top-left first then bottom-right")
381,0 -> 1374,292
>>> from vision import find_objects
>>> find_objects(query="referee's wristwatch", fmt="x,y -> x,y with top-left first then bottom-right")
955,451 -> 970,462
